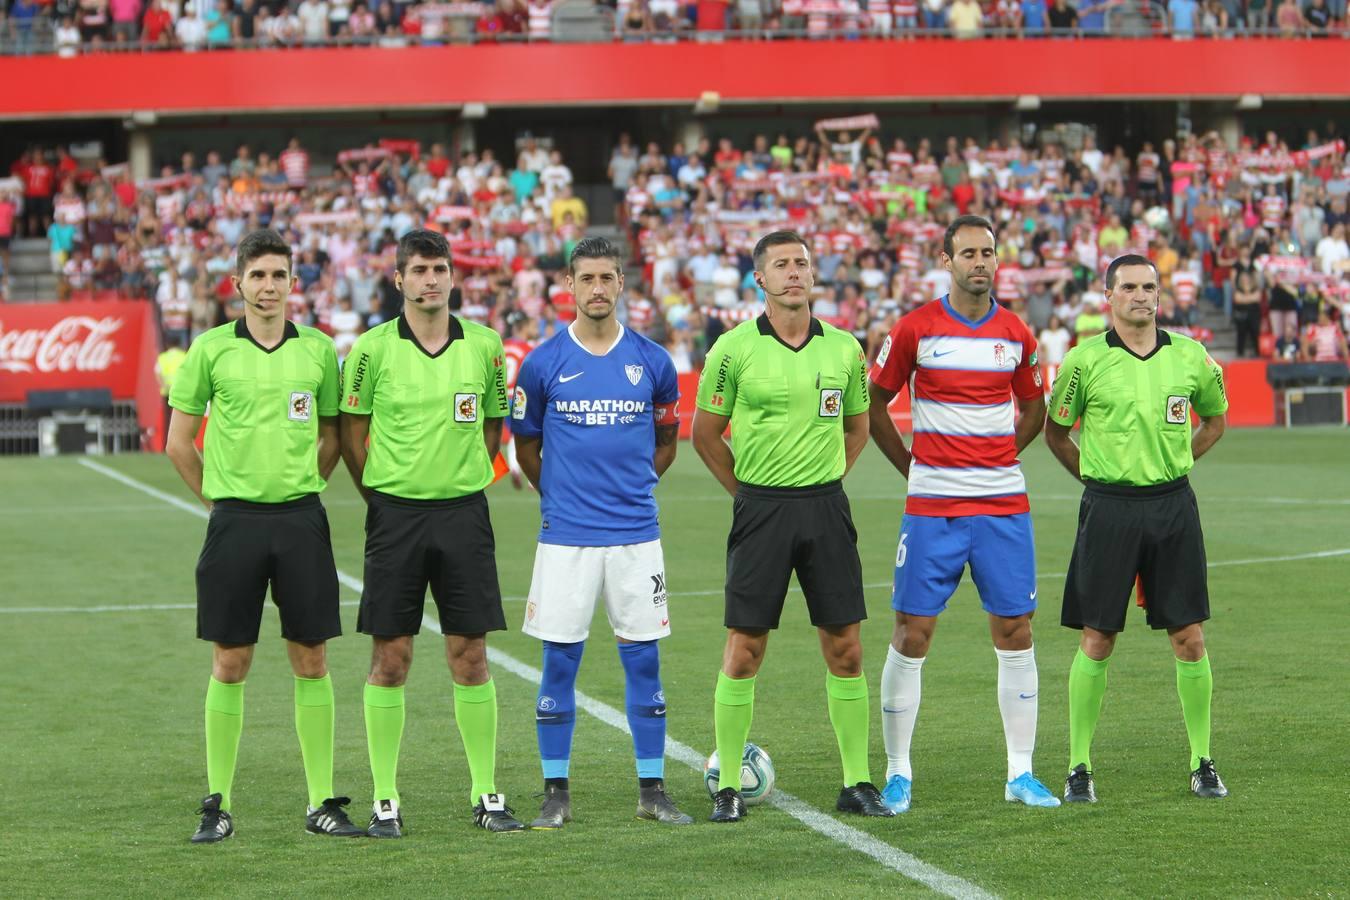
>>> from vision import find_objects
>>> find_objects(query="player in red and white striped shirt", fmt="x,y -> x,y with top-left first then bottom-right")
867,214 -> 1058,813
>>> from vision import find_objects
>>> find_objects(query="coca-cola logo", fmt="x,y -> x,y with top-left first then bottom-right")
0,315 -> 124,374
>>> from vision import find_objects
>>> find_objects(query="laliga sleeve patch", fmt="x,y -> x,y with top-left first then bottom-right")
819,388 -> 842,417
511,385 -> 527,420
876,334 -> 892,368
289,391 -> 313,422
455,392 -> 479,423
1166,395 -> 1189,424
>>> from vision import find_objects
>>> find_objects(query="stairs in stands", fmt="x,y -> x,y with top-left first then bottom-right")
5,238 -> 58,302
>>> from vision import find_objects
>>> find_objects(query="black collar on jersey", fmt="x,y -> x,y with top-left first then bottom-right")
398,313 -> 464,359
1106,327 -> 1172,361
757,313 -> 823,353
235,317 -> 298,354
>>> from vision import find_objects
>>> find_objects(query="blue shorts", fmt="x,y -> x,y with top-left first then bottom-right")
891,513 -> 1037,618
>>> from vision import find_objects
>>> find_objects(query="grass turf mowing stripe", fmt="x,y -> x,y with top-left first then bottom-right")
77,455 -> 997,900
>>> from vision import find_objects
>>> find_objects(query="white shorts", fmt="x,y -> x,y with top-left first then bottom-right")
522,540 -> 671,643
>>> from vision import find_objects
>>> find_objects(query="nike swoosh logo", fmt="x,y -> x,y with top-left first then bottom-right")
559,372 -> 584,382
1030,591 -> 1038,601
931,350 -> 957,358
654,708 -> 666,716
882,706 -> 909,715
1018,692 -> 1037,700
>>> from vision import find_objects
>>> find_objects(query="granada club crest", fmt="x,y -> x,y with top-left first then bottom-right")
993,342 -> 1007,367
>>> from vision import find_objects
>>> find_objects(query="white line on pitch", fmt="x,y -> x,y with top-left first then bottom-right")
75,457 -> 995,900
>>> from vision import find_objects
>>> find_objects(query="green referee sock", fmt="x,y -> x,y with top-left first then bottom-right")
364,683 -> 405,805
1175,655 -> 1213,771
1067,649 -> 1110,772
204,677 -> 244,812
826,672 -> 872,787
294,675 -> 335,809
714,672 -> 756,792
454,679 -> 498,804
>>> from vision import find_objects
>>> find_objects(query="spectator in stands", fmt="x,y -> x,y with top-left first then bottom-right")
1230,271 -> 1263,358
1275,0 -> 1304,32
10,0 -> 39,56
206,0 -> 233,46
1199,0 -> 1228,33
176,5 -> 208,49
79,0 -> 110,44
1303,0 -> 1331,33
0,185 -> 15,281
56,16 -> 82,56
947,0 -> 982,37
1046,0 -> 1077,32
1316,223 -> 1349,275
921,0 -> 947,30
1301,304 -> 1348,360
1267,276 -> 1301,342
298,0 -> 329,43
349,1 -> 377,40
109,0 -> 140,43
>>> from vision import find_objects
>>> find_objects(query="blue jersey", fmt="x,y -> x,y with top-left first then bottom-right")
511,325 -> 680,547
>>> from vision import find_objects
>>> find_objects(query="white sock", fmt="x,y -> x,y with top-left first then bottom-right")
880,644 -> 925,780
996,646 -> 1039,782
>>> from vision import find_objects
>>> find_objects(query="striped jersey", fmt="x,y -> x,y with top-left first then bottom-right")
869,295 -> 1042,517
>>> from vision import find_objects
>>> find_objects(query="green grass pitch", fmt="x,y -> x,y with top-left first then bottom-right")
2,428 -> 1347,898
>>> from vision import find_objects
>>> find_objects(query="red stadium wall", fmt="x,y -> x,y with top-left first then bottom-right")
3,40 -> 1349,119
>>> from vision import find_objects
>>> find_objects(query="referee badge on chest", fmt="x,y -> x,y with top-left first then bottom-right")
1166,395 -> 1189,424
455,392 -> 479,422
819,388 -> 842,417
288,391 -> 313,422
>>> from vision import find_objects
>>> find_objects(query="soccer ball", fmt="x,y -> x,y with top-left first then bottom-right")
703,742 -> 775,806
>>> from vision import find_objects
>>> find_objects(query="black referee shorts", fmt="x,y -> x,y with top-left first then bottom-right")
1061,476 -> 1210,633
357,490 -> 507,638
195,494 -> 341,645
724,480 -> 867,631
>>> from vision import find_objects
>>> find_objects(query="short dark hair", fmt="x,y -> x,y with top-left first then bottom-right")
396,229 -> 452,274
752,230 -> 808,270
1105,253 -> 1158,289
568,236 -> 623,276
942,215 -> 996,258
235,229 -> 292,276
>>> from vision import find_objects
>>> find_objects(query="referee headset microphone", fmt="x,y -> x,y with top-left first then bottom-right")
756,271 -> 802,297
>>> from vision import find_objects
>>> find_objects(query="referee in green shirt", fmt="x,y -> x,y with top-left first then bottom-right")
692,230 -> 891,822
1045,254 -> 1230,804
339,229 -> 522,836
167,229 -> 363,843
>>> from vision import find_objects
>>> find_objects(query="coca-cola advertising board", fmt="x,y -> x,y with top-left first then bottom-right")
0,300 -> 162,447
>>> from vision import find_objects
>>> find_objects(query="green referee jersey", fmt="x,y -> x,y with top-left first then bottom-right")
1048,329 -> 1228,486
169,319 -> 340,503
695,314 -> 869,487
341,314 -> 508,500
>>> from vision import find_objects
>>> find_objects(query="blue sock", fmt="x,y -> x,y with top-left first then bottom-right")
618,640 -> 665,780
537,640 -> 583,780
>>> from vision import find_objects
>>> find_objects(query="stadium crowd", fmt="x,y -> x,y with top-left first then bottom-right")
2,121 -> 1348,369
1,0 -> 1347,54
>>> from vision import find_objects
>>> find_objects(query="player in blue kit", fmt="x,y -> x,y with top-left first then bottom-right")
511,237 -> 692,829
